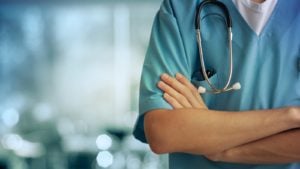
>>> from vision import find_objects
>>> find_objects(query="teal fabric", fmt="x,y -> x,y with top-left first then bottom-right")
133,0 -> 300,168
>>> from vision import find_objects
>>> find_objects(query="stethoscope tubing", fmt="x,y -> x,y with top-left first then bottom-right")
195,0 -> 240,94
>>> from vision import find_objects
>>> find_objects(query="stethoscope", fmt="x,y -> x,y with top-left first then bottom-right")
195,0 -> 241,94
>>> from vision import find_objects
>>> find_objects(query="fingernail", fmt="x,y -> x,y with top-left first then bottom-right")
163,93 -> 169,98
161,73 -> 168,79
176,73 -> 183,78
157,81 -> 164,87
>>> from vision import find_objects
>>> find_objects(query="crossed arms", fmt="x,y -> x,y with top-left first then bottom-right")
144,73 -> 300,164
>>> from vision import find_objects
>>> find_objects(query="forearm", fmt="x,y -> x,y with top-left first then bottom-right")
212,128 -> 300,164
144,107 -> 300,155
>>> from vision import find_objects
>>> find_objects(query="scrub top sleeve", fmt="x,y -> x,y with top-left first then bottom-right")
133,5 -> 191,143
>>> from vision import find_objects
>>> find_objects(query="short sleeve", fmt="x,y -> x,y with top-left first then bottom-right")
133,0 -> 191,143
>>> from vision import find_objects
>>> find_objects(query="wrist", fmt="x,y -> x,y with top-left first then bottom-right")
206,148 -> 238,163
287,106 -> 300,128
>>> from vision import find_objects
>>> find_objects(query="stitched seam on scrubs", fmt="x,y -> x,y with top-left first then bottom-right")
169,0 -> 191,76
168,0 -> 176,16
228,0 -> 257,37
158,11 -> 191,77
159,8 -> 191,77
256,0 -> 279,38
160,0 -> 175,16
174,18 -> 191,76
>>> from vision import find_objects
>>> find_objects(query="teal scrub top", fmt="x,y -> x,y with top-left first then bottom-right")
133,0 -> 300,168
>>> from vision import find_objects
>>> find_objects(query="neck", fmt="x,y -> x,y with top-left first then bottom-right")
252,0 -> 266,4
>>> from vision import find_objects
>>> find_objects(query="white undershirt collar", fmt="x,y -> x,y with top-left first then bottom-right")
232,0 -> 278,35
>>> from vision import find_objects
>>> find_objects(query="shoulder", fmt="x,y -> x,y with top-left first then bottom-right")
159,0 -> 199,17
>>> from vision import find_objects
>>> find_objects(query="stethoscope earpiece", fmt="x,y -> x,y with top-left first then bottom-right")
198,82 -> 241,94
232,82 -> 241,90
198,86 -> 207,94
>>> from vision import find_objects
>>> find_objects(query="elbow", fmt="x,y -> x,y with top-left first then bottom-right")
148,140 -> 167,155
144,110 -> 170,154
143,109 -> 226,155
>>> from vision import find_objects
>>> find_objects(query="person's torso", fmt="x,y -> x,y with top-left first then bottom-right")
167,0 -> 300,168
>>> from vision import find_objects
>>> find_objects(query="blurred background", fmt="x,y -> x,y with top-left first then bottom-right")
0,0 -> 167,168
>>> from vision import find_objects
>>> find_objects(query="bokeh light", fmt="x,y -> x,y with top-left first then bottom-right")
96,134 -> 112,150
96,151 -> 114,168
1,108 -> 19,127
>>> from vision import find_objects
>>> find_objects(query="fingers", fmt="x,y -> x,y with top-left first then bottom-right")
158,81 -> 192,108
163,93 -> 183,109
175,73 -> 198,93
159,74 -> 196,108
161,73 -> 194,99
175,73 -> 207,108
158,73 -> 204,109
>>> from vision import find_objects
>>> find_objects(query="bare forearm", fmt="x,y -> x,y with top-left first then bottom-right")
212,128 -> 300,164
145,107 -> 300,155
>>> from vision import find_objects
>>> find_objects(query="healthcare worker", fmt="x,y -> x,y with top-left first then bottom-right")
133,0 -> 300,168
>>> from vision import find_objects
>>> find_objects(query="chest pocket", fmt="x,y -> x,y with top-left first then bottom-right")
191,70 -> 220,108
191,70 -> 218,89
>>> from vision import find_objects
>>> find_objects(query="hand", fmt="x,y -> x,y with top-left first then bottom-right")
157,73 -> 207,109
